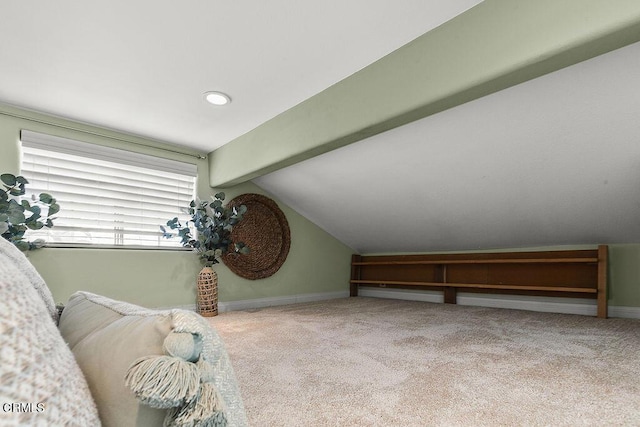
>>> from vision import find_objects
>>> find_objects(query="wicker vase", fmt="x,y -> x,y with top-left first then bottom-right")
196,266 -> 218,317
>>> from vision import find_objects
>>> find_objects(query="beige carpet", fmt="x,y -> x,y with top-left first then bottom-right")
209,297 -> 640,426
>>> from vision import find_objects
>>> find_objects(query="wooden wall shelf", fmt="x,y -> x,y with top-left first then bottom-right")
350,246 -> 608,318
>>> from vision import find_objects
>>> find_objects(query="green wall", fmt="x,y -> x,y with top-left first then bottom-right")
608,245 -> 640,307
0,105 -> 354,308
1,104 -> 638,310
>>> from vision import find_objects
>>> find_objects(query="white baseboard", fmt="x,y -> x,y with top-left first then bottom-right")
457,294 -> 597,316
359,288 -> 444,304
358,288 -> 640,319
174,304 -> 197,311
169,289 -> 640,319
609,305 -> 640,319
218,291 -> 350,312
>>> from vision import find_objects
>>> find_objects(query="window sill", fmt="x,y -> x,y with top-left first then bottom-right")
39,243 -> 193,251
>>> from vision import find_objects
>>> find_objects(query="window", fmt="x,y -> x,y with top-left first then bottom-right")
20,130 -> 196,248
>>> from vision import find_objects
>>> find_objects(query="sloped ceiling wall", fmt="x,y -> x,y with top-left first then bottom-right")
253,40 -> 640,253
208,1 -> 640,187
205,1 -> 640,254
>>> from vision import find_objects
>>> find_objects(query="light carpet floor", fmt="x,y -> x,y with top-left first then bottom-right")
209,297 -> 640,426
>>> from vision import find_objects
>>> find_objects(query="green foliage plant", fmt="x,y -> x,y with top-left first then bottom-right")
1,173 -> 59,251
161,192 -> 249,267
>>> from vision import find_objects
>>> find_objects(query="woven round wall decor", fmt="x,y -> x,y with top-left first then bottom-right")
223,193 -> 291,280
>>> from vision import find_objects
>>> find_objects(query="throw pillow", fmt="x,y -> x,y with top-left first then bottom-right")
59,291 -> 247,427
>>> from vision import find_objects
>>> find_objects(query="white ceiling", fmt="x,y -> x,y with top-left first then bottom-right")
255,40 -> 640,253
0,0 -> 481,152
3,1 -> 639,254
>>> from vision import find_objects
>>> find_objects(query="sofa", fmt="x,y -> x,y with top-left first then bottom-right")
0,236 -> 248,427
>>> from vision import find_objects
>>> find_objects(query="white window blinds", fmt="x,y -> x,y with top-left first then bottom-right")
20,130 -> 196,248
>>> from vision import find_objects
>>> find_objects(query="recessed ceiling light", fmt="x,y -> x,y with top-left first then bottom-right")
204,91 -> 231,106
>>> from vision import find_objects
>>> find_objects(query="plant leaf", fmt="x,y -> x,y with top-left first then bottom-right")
39,193 -> 53,204
27,221 -> 44,230
30,239 -> 46,249
1,174 -> 16,186
8,210 -> 25,225
48,203 -> 60,216
14,240 -> 30,252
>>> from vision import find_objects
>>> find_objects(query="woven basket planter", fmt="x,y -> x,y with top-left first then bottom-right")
196,266 -> 218,317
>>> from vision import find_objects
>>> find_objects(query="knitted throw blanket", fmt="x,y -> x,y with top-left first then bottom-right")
0,237 -> 101,426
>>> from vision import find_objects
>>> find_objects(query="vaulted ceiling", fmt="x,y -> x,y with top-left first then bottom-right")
2,1 -> 640,253
0,0 -> 481,151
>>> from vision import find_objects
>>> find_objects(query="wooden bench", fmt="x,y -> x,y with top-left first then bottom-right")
350,245 -> 608,318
